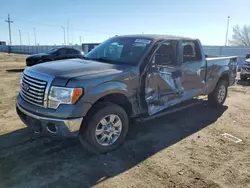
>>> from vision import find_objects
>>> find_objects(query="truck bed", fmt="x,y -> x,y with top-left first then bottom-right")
203,55 -> 238,96
206,55 -> 238,61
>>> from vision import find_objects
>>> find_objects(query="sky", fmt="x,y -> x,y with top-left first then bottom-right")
0,0 -> 249,45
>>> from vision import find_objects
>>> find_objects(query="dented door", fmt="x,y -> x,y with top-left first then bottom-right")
145,40 -> 205,115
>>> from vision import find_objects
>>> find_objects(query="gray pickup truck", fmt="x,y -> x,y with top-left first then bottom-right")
16,35 -> 237,153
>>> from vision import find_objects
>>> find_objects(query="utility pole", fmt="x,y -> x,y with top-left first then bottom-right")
67,20 -> 69,45
5,14 -> 13,45
225,16 -> 230,46
79,36 -> 82,45
61,26 -> 66,45
71,28 -> 74,45
18,30 -> 22,45
28,33 -> 30,45
33,28 -> 37,45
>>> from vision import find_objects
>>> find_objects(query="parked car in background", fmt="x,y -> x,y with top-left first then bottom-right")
16,35 -> 237,154
26,47 -> 84,66
240,56 -> 250,80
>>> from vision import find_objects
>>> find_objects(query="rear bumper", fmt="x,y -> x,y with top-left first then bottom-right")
16,102 -> 83,137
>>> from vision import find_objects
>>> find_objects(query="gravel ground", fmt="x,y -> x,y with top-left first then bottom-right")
0,53 -> 250,188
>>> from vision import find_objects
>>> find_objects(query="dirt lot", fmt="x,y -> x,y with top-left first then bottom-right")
0,53 -> 250,188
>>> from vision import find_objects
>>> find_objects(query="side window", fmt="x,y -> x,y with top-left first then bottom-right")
182,40 -> 202,62
139,42 -> 161,73
57,49 -> 67,55
154,41 -> 176,65
68,49 -> 77,54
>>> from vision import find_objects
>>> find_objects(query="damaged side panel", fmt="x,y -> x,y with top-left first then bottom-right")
145,66 -> 204,115
145,40 -> 206,116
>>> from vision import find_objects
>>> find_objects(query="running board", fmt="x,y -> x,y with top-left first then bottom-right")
135,100 -> 204,123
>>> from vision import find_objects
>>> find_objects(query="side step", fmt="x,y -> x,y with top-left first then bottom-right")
135,99 -> 205,123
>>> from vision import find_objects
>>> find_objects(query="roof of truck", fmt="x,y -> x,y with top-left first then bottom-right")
114,34 -> 196,41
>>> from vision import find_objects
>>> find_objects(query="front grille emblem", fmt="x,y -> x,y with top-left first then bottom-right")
22,82 -> 29,91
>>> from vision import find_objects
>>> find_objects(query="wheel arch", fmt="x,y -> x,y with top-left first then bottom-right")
220,72 -> 229,83
84,92 -> 136,122
210,69 -> 230,93
94,93 -> 133,117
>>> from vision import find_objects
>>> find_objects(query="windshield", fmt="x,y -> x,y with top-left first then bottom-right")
85,37 -> 152,65
46,48 -> 58,54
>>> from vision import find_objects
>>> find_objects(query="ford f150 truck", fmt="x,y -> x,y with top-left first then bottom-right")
16,35 -> 237,153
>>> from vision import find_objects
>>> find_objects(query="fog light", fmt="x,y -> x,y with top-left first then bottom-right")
46,123 -> 58,134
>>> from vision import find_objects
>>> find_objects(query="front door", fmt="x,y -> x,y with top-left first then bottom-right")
145,40 -> 205,116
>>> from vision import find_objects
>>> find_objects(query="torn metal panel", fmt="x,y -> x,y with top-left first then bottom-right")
145,65 -> 204,116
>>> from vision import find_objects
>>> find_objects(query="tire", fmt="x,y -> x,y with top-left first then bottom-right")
208,79 -> 228,107
240,75 -> 247,81
79,102 -> 129,154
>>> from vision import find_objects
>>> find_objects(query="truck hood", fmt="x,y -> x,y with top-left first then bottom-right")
26,58 -> 133,84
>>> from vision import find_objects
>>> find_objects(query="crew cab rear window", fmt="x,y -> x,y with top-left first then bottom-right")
182,40 -> 202,62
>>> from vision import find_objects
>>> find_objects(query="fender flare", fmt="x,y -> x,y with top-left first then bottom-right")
83,81 -> 139,117
213,66 -> 230,90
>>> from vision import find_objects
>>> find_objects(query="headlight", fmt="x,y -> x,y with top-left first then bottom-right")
48,86 -> 83,109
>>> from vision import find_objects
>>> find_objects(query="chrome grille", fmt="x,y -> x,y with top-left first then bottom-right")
20,74 -> 47,106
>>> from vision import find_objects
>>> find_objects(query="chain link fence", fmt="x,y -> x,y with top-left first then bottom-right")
0,44 -> 249,64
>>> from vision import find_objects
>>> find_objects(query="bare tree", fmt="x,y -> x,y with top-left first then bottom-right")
229,25 -> 250,46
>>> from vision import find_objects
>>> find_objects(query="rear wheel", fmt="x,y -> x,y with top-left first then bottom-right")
79,102 -> 129,154
208,80 -> 228,107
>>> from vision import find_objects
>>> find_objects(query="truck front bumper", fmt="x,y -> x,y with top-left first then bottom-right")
16,102 -> 83,137
240,69 -> 250,77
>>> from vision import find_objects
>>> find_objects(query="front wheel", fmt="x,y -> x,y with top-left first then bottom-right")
79,102 -> 129,154
208,80 -> 228,107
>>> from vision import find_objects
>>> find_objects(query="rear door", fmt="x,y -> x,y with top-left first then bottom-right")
180,40 -> 206,97
145,39 -> 205,115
